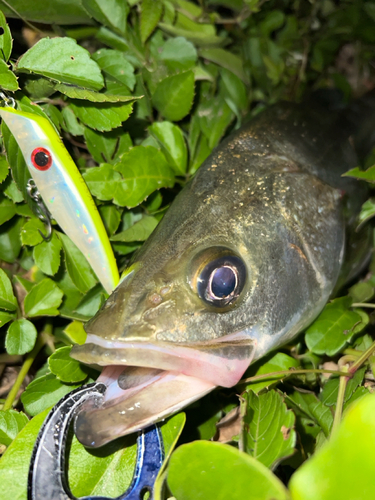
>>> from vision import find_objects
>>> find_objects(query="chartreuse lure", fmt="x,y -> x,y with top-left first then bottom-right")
0,106 -> 119,294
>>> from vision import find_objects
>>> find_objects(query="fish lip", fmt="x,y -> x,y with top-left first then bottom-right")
71,331 -> 256,388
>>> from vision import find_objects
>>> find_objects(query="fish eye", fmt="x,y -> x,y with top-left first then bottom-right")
31,147 -> 52,171
197,254 -> 247,308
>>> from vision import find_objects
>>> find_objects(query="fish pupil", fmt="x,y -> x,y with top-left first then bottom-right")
31,147 -> 52,171
211,266 -> 236,298
35,151 -> 49,166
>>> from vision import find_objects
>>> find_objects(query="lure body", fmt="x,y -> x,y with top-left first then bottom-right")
70,101 -> 371,447
0,107 -> 119,294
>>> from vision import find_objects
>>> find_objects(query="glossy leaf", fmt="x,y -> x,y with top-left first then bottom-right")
74,284 -> 106,318
242,390 -> 296,468
83,163 -> 122,200
33,231 -> 62,276
0,267 -> 17,311
289,394 -> 375,500
345,165 -> 375,183
140,0 -> 163,42
82,0 -> 128,35
168,441 -> 290,500
58,232 -> 98,293
16,37 -> 104,90
0,155 -> 9,183
319,367 -> 366,407
24,278 -> 64,317
49,346 -> 88,383
113,146 -> 175,207
152,71 -> 195,122
0,310 -> 16,328
0,59 -> 18,91
55,83 -> 137,103
111,215 -> 159,242
0,217 -> 22,263
92,49 -> 136,90
70,100 -> 133,132
63,320 -> 87,345
99,205 -> 122,236
159,23 -> 226,47
0,10 -> 12,62
5,318 -> 37,355
0,409 -> 29,447
21,373 -> 81,416
198,98 -> 234,149
20,218 -> 45,246
305,297 -> 368,356
159,36 -> 197,71
287,391 -> 333,437
84,127 -> 132,164
200,48 -> 248,83
149,121 -> 188,175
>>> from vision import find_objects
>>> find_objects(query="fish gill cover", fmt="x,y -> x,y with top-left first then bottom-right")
0,1 -> 375,499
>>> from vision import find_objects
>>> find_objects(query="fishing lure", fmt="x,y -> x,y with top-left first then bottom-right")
0,104 -> 119,294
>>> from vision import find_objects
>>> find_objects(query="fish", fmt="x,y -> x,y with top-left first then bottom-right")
71,99 -> 372,448
0,106 -> 119,294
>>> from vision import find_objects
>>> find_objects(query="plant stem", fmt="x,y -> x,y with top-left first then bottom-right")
2,335 -> 46,411
348,339 -> 375,375
238,368 -> 348,385
351,303 -> 375,308
331,369 -> 348,436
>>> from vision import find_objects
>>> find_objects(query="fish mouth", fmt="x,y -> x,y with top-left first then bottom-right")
71,332 -> 256,448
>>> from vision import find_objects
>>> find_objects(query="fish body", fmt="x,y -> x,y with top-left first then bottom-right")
71,101 -> 369,447
0,106 -> 119,294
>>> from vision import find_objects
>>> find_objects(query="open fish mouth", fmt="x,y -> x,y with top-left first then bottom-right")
71,332 -> 256,448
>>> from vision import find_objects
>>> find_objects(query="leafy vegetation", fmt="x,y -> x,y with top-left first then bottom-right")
0,0 -> 375,498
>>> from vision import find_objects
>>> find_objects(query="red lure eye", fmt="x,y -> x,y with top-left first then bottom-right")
31,147 -> 52,171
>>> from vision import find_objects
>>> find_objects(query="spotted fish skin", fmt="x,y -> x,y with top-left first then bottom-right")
71,101 -> 370,447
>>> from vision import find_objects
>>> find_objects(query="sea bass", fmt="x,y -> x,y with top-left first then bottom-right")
71,100 -> 371,448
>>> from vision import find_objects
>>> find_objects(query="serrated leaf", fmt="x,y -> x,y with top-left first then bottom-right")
5,318 -> 37,355
61,105 -> 85,136
49,346 -> 88,383
305,297 -> 369,356
0,217 -> 22,263
167,441 -> 290,500
0,10 -> 12,62
0,410 -> 29,447
344,165 -> 375,183
111,215 -> 159,242
0,154 -> 9,183
82,0 -> 129,35
200,48 -> 248,83
140,0 -> 163,43
21,373 -> 81,416
84,127 -> 132,164
159,23 -> 227,48
74,283 -> 106,318
33,231 -> 62,276
56,83 -> 138,103
245,352 -> 300,394
99,205 -> 122,236
149,121 -> 188,175
287,391 -> 333,437
24,278 -> 64,317
3,177 -> 24,203
289,393 -> 375,500
70,100 -> 133,132
0,267 -> 17,311
159,36 -> 197,71
198,98 -> 234,149
152,71 -> 195,122
319,367 -> 366,407
92,49 -> 135,90
58,232 -> 98,293
357,197 -> 375,228
20,218 -> 45,246
16,37 -> 104,91
83,163 -> 122,200
113,146 -> 175,207
0,59 -> 18,91
242,390 -> 296,468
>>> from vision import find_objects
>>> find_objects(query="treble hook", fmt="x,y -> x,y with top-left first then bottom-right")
28,383 -> 164,500
0,89 -> 15,108
26,179 -> 52,241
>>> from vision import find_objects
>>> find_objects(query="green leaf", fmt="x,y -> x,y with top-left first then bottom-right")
140,0 -> 163,42
83,163 -> 122,200
55,83 -> 138,103
167,441 -> 290,500
49,346 -> 88,383
357,197 -> 375,228
33,231 -> 62,276
0,59 -> 18,91
0,267 -> 17,311
305,297 -> 368,356
0,410 -> 29,447
245,352 -> 300,394
21,373 -> 81,416
242,390 -> 296,468
3,177 -> 24,203
82,0 -> 129,35
0,409 -> 49,499
0,217 -> 22,263
149,121 -> 188,175
58,232 -> 98,293
159,36 -> 197,71
24,278 -> 64,317
287,391 -> 333,437
111,215 -> 159,242
99,205 -> 122,236
61,105 -> 85,136
159,23 -> 226,48
220,67 -> 248,112
74,284 -> 106,318
92,49 -> 136,90
113,147 -> 175,207
0,310 -> 16,328
289,393 -> 375,500
152,71 -> 195,122
200,48 -> 248,83
70,100 -> 133,132
348,281 -> 374,303
319,367 -> 366,407
0,155 -> 9,183
344,165 -> 375,183
0,10 -> 12,62
20,218 -> 45,246
16,37 -> 104,91
63,320 -> 87,345
84,127 -> 132,164
199,98 -> 234,149
5,318 -> 37,355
